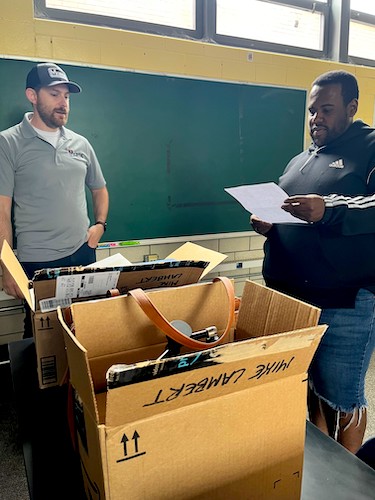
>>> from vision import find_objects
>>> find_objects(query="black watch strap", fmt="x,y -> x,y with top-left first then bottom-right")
95,221 -> 107,231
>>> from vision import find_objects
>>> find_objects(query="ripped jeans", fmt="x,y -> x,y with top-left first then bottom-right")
309,288 -> 375,415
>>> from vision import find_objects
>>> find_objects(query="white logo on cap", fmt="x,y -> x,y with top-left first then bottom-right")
48,67 -> 66,80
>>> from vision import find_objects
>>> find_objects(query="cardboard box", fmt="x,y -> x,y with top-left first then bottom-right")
0,240 -> 224,389
58,279 -> 326,499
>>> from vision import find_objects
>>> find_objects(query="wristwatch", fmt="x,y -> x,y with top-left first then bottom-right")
95,221 -> 107,231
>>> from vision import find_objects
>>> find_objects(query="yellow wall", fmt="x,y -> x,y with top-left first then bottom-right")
2,0 -> 375,138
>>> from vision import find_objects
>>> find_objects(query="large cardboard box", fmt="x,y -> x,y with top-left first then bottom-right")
58,279 -> 326,499
0,240 -> 223,389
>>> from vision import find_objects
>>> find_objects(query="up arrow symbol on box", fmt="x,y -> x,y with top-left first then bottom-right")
121,433 -> 129,457
132,430 -> 140,454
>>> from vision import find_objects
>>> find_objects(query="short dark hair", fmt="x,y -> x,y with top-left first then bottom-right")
312,70 -> 359,105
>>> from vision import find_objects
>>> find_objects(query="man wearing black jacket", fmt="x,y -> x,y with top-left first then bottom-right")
251,70 -> 375,453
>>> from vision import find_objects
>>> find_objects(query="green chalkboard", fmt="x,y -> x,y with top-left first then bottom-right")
0,58 -> 306,242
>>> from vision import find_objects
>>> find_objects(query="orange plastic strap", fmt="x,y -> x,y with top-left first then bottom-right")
128,277 -> 235,351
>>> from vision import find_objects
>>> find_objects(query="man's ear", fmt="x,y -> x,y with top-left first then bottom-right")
25,88 -> 37,105
348,98 -> 358,118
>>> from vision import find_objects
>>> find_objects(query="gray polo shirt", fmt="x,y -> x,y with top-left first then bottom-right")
0,113 -> 106,262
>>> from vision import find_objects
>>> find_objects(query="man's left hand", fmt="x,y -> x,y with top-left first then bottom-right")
87,224 -> 105,248
282,194 -> 325,223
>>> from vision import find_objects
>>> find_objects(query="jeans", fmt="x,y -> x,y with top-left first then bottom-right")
309,288 -> 375,413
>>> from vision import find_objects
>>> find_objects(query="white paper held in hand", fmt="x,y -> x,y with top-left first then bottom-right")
225,182 -> 307,224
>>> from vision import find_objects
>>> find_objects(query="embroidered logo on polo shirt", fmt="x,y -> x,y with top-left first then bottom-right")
66,148 -> 85,159
329,159 -> 344,169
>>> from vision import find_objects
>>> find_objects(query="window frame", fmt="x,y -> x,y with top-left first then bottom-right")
348,9 -> 375,67
210,0 -> 330,59
34,0 -> 204,40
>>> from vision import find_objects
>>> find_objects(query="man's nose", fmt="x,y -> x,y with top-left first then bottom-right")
311,111 -> 323,124
57,96 -> 68,107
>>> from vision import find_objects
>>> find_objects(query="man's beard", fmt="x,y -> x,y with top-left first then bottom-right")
36,102 -> 68,129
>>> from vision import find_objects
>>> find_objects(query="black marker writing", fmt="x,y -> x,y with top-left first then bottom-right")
248,357 -> 295,380
143,368 -> 246,407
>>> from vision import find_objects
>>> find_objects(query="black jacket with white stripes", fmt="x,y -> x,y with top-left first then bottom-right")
263,120 -> 375,308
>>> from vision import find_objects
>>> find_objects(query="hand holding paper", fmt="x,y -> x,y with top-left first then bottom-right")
282,194 -> 325,223
225,182 -> 307,224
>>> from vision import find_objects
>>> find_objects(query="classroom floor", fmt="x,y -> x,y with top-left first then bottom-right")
0,351 -> 28,500
0,347 -> 374,500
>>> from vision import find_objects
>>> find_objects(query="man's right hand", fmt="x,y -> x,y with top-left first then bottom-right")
1,267 -> 24,299
250,215 -> 273,235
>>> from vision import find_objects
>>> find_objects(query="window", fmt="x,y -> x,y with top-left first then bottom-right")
349,0 -> 375,63
35,1 -> 329,58
215,0 -> 327,53
34,1 -> 375,68
45,0 -> 195,29
35,0 -> 202,38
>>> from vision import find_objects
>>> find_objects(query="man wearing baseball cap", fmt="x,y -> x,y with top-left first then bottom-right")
0,62 -> 109,336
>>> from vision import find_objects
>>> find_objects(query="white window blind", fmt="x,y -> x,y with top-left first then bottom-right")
45,0 -> 196,29
349,0 -> 375,61
216,0 -> 324,51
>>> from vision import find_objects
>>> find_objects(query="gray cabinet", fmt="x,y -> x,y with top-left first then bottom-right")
0,291 -> 25,345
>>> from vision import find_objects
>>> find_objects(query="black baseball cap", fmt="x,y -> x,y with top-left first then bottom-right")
26,63 -> 81,93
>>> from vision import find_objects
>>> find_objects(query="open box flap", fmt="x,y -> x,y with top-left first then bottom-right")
57,307 -> 99,424
167,242 -> 227,278
236,280 -> 321,340
114,262 -> 205,293
31,260 -> 208,305
0,240 -> 34,310
105,325 -> 326,427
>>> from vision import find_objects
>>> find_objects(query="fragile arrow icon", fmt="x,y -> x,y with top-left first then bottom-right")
132,430 -> 140,453
117,430 -> 145,463
39,316 -> 51,329
121,433 -> 129,456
